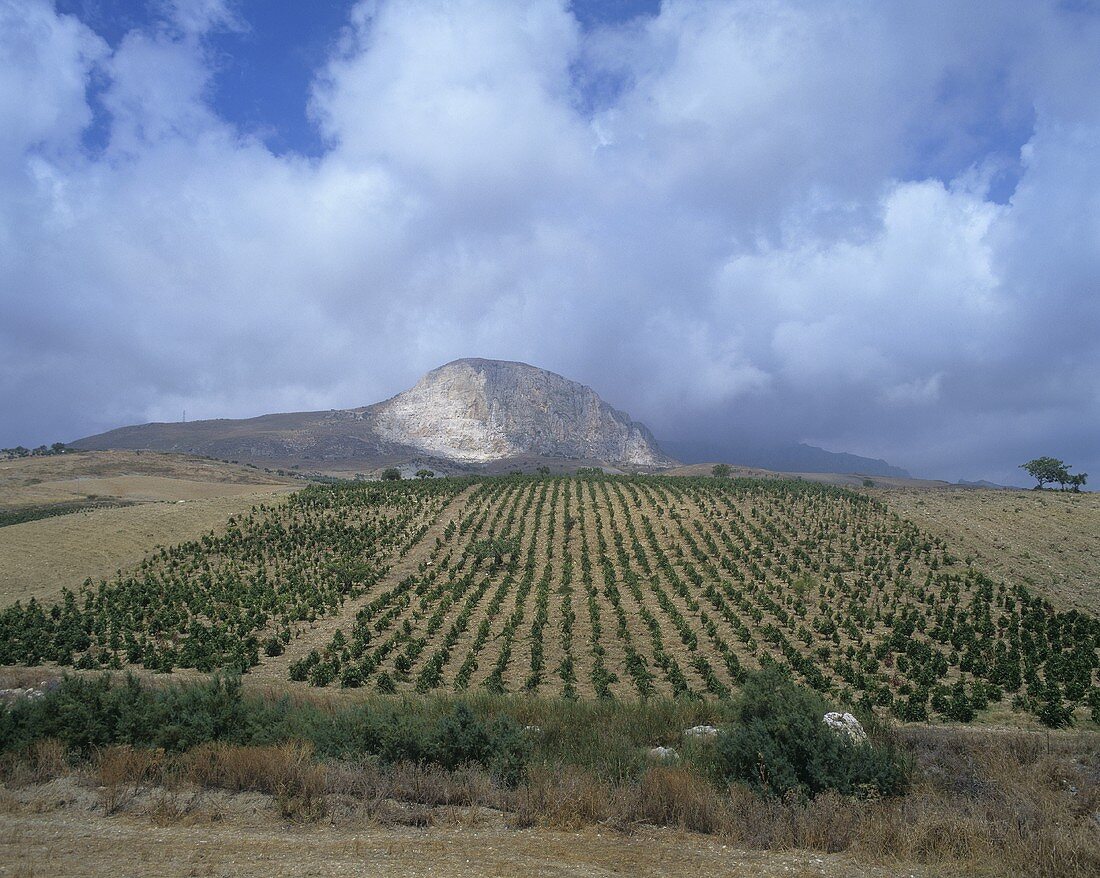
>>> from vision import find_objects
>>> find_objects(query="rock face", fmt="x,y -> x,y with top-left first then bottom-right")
369,359 -> 673,467
71,358 -> 675,471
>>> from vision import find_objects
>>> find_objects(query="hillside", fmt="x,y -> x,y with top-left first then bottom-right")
0,450 -> 292,509
663,462 -> 947,489
70,359 -> 675,472
662,440 -> 911,478
880,486 -> 1100,614
2,475 -> 1095,727
0,451 -> 297,603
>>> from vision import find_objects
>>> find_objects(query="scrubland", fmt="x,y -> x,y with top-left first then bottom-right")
0,672 -> 1096,878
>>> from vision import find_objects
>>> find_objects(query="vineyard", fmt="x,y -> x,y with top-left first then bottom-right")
1,476 -> 1097,725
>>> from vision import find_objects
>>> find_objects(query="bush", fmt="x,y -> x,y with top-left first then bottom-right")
0,675 -> 529,784
0,674 -> 245,755
431,704 -> 528,786
714,667 -> 910,799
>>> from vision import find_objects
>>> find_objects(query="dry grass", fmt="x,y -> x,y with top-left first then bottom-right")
509,726 -> 1100,877
881,486 -> 1100,613
0,450 -> 298,603
0,490 -> 294,604
0,450 -> 293,498
94,745 -> 165,815
1,724 -> 1096,876
181,741 -> 328,821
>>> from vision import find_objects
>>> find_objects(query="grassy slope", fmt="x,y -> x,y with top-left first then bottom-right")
0,450 -> 293,506
0,451 -> 298,604
879,486 -> 1100,614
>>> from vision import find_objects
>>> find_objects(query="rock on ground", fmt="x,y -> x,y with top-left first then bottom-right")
823,712 -> 868,743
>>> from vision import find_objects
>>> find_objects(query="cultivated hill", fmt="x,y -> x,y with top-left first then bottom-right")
2,474 -> 1095,728
70,359 -> 675,472
0,451 -> 298,604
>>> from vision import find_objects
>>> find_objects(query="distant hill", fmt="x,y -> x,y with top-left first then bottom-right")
71,359 -> 675,473
660,439 -> 910,478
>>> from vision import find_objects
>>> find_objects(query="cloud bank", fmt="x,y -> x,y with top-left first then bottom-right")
2,0 -> 1098,484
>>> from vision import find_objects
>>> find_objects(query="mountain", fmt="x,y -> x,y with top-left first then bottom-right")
660,439 -> 911,478
71,358 -> 675,472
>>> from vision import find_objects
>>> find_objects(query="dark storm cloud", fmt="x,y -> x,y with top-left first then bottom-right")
1,0 -> 1098,485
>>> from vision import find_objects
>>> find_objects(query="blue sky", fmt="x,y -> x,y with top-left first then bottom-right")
57,0 -> 663,155
2,0 -> 1099,484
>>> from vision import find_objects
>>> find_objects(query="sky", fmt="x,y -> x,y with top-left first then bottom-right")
1,0 -> 1098,486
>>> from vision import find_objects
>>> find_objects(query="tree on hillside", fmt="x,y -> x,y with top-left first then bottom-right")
380,468 -> 401,481
415,469 -> 435,479
1069,472 -> 1088,492
712,463 -> 731,478
1020,457 -> 1069,489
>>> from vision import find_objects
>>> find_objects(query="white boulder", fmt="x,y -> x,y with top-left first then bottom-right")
646,746 -> 680,762
823,711 -> 868,743
683,725 -> 720,739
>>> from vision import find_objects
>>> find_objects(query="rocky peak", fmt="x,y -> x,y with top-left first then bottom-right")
370,358 -> 673,466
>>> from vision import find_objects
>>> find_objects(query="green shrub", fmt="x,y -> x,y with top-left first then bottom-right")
0,675 -> 529,783
713,667 -> 910,799
430,704 -> 528,784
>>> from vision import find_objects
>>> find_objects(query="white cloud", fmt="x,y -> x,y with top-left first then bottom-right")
1,0 -> 1098,483
0,0 -> 106,164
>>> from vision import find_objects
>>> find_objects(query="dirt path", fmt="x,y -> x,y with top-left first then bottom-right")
249,484 -> 481,686
0,790 -> 942,878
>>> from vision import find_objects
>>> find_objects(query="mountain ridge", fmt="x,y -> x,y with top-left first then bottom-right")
660,439 -> 911,478
71,359 -> 675,471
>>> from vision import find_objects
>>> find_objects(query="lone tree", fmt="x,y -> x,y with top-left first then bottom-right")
1020,457 -> 1088,491
712,463 -> 731,478
415,469 -> 435,479
1020,457 -> 1069,490
380,467 -> 401,481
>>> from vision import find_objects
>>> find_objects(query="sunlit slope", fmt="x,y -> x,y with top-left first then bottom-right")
1,477 -> 1096,726
0,451 -> 298,603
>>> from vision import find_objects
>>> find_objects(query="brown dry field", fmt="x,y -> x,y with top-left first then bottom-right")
0,778 -> 945,878
663,462 -> 952,490
0,450 -> 293,506
0,451 -> 298,604
879,486 -> 1100,614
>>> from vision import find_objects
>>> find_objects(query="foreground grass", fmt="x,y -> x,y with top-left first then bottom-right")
2,674 -> 1097,877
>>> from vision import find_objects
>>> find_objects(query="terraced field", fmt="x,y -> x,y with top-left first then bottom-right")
1,476 -> 1097,726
